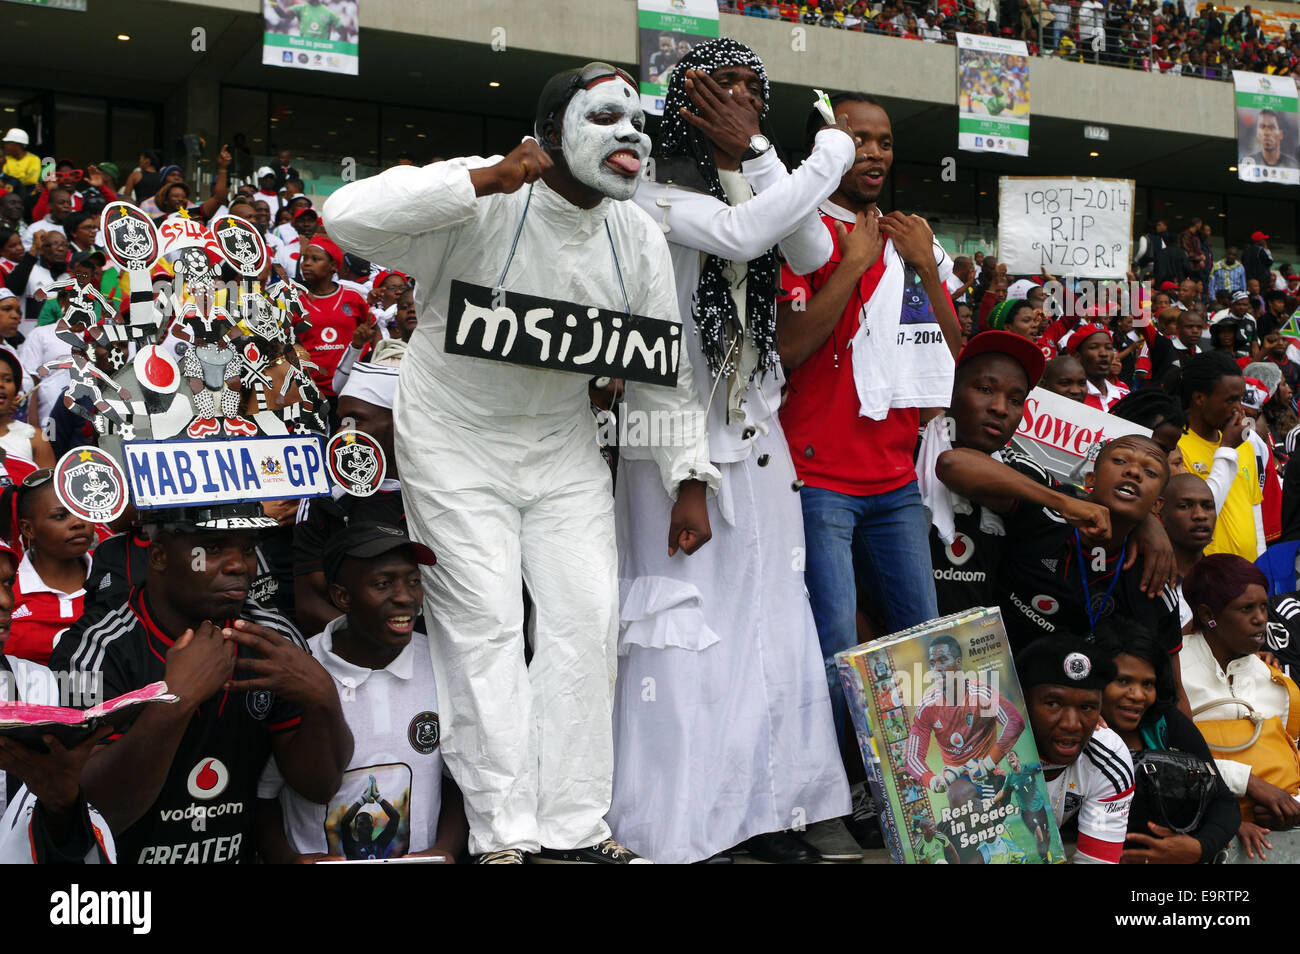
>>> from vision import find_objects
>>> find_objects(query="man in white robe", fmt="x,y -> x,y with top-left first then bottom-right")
610,39 -> 853,864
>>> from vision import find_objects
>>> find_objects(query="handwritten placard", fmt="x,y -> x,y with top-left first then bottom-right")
997,177 -> 1134,279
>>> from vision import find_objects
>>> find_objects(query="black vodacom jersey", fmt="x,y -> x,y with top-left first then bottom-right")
49,587 -> 306,864
993,501 -> 1181,655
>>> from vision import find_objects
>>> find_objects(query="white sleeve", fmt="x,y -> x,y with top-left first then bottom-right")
1256,502 -> 1267,558
621,223 -> 721,499
746,127 -> 857,276
1204,447 -> 1239,513
0,785 -> 116,864
331,344 -> 363,395
1074,736 -> 1134,864
1214,757 -> 1252,798
322,157 -> 500,276
257,753 -> 287,800
633,128 -> 854,273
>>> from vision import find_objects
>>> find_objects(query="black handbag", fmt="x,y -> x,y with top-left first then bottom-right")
1130,748 -> 1219,835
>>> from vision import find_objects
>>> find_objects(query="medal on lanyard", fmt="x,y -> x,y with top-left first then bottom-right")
1073,528 -> 1125,637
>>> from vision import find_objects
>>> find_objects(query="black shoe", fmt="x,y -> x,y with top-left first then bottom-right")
740,830 -> 822,864
844,784 -> 886,850
532,838 -> 652,864
474,848 -> 527,864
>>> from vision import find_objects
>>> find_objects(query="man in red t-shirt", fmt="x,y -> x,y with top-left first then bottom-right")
295,236 -> 369,400
776,93 -> 961,739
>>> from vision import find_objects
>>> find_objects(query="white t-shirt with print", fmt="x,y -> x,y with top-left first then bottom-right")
258,619 -> 444,859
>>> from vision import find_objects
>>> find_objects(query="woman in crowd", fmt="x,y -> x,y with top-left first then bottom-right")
0,471 -> 93,665
0,287 -> 24,355
136,165 -> 184,218
987,297 -> 1040,339
1182,554 -> 1300,861
0,343 -> 39,458
0,226 -> 22,280
368,269 -> 408,328
1095,624 -> 1239,863
121,150 -> 164,206
1243,361 -> 1295,460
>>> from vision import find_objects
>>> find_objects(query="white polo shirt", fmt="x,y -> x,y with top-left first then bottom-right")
258,618 -> 444,859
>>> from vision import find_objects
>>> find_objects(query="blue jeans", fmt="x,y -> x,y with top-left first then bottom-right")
800,481 -> 939,745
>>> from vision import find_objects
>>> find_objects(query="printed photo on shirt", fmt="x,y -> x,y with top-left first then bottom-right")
325,763 -> 413,860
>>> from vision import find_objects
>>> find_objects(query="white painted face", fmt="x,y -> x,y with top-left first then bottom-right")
561,78 -> 651,201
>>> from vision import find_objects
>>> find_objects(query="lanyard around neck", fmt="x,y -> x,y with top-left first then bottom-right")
1073,528 -> 1125,635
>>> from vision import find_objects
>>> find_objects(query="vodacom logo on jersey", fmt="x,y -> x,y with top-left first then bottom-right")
187,757 -> 231,800
321,326 -> 339,344
1031,595 -> 1060,615
945,532 -> 975,566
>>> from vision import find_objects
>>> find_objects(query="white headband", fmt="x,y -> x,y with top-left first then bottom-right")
339,362 -> 399,410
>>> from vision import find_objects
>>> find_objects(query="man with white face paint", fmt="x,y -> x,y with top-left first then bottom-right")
323,63 -> 718,864
610,37 -> 857,864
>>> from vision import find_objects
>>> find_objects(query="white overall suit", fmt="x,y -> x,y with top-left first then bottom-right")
324,159 -> 718,854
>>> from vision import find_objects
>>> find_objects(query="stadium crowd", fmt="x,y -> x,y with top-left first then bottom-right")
719,0 -> 1300,79
1,31 -> 1299,867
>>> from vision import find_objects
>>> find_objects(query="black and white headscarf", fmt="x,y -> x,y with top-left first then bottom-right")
655,38 -> 779,382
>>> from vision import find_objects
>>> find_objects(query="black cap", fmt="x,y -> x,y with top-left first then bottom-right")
71,248 -> 107,268
148,502 -> 279,533
1014,636 -> 1115,693
323,521 -> 436,583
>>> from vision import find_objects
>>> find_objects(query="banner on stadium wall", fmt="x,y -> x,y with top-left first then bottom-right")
997,176 -> 1135,280
957,33 -> 1030,157
637,0 -> 720,116
1233,71 -> 1300,185
263,0 -> 359,76
1010,387 -> 1150,485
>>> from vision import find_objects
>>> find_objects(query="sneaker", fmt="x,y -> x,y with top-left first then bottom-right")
475,848 -> 526,864
223,415 -> 258,436
844,782 -> 886,850
801,818 -> 864,862
186,417 -> 220,438
532,838 -> 652,864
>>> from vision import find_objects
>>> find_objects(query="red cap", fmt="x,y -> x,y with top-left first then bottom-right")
373,269 -> 409,289
956,330 -> 1046,388
1252,231 -> 1270,242
309,236 -> 343,269
1158,280 -> 1180,291
1065,323 -> 1112,355
292,206 -> 319,222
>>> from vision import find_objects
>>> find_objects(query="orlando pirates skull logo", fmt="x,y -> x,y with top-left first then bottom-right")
101,202 -> 160,271
326,430 -> 387,497
54,448 -> 128,523
213,215 -> 267,277
408,711 -> 440,754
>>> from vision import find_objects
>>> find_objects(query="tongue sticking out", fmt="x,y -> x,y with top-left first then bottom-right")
607,152 -> 642,174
